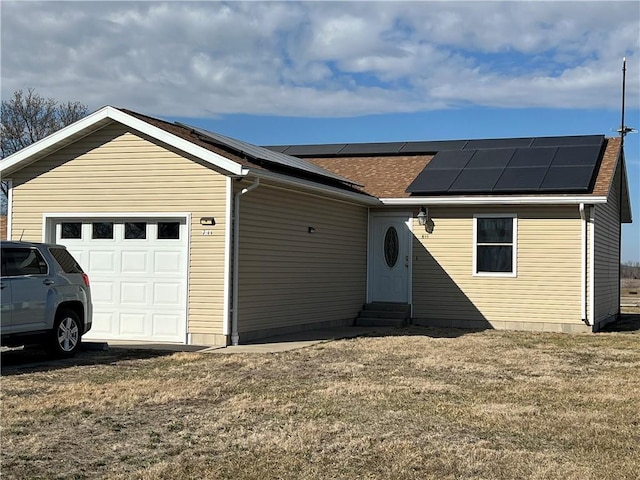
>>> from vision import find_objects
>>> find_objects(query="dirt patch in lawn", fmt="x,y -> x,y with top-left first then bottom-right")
2,327 -> 639,480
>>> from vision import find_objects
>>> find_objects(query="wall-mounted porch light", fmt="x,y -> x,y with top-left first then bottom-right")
200,217 -> 216,226
308,226 -> 316,234
417,207 -> 428,226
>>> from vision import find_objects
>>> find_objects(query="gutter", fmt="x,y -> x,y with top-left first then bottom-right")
230,178 -> 260,346
381,196 -> 608,206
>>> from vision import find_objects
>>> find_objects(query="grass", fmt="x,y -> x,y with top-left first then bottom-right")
1,326 -> 640,480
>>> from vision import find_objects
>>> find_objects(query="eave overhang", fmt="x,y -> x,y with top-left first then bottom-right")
0,106 -> 245,177
381,195 -> 608,206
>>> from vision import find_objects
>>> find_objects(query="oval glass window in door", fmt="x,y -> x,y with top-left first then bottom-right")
384,226 -> 399,268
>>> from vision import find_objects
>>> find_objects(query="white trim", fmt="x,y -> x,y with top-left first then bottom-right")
382,196 -> 608,206
249,168 -> 380,206
183,213 -> 193,345
579,203 -> 588,323
5,178 -> 12,240
222,177 -> 233,336
589,207 -> 595,326
0,106 -> 244,176
472,213 -> 518,278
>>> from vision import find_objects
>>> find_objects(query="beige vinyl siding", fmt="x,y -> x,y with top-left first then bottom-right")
9,122 -> 228,340
412,206 -> 585,331
593,162 -> 621,325
236,182 -> 367,338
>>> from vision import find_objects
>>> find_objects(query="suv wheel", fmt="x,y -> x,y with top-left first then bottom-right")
49,309 -> 82,357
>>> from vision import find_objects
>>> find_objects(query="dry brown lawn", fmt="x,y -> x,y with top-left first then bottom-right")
2,326 -> 639,480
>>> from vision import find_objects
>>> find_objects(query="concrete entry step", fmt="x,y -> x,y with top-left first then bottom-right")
356,302 -> 411,327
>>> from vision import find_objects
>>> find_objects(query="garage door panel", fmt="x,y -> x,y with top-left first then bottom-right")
152,313 -> 181,336
120,282 -> 147,305
153,283 -> 182,305
92,281 -> 116,303
54,218 -> 188,343
89,250 -> 117,273
154,251 -> 183,274
119,313 -> 146,336
121,251 -> 149,273
92,311 -> 116,336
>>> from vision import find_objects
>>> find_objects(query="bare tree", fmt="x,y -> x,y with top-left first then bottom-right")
1,88 -> 88,212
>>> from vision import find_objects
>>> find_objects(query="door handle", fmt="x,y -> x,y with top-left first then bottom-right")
0,283 -> 6,290
43,279 -> 55,286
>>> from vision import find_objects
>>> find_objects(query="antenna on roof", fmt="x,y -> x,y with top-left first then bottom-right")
618,57 -> 637,146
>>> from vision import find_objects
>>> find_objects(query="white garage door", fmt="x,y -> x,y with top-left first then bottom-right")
54,218 -> 188,343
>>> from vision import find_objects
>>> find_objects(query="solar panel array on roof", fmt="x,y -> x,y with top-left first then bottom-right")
406,135 -> 605,195
175,123 -> 360,186
264,134 -> 606,158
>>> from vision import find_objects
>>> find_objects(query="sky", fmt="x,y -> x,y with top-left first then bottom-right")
1,1 -> 639,261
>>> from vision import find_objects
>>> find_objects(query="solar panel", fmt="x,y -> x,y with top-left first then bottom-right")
426,150 -> 475,169
539,166 -> 595,191
493,166 -> 549,192
264,145 -> 290,153
531,135 -> 604,147
406,168 -> 462,193
339,142 -> 406,155
466,149 -> 515,169
274,144 -> 348,157
399,140 -> 468,153
508,147 -> 556,167
463,138 -> 534,150
448,168 -> 505,192
175,123 -> 359,185
551,145 -> 602,166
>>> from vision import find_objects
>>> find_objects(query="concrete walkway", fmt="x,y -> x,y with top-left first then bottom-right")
95,326 -> 379,354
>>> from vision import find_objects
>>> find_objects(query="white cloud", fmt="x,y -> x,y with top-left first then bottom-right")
1,1 -> 638,118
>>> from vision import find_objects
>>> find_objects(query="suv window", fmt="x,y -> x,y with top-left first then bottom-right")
1,248 -> 49,276
49,248 -> 85,274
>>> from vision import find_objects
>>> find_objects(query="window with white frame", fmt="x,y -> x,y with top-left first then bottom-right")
473,214 -> 517,276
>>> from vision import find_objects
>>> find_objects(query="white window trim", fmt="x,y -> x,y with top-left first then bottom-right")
473,213 -> 517,278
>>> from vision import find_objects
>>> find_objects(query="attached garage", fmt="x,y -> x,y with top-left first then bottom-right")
1,106 -> 630,345
46,216 -> 189,343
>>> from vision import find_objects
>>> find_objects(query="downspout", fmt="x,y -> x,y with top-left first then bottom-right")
579,203 -> 590,325
231,178 -> 260,346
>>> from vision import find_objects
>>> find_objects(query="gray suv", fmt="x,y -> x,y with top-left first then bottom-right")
1,241 -> 92,357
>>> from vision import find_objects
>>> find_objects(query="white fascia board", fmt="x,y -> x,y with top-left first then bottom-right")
0,106 -> 244,176
248,168 -> 381,206
381,196 -> 608,206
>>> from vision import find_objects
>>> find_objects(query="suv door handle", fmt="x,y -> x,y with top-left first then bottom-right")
0,283 -> 6,290
43,279 -> 55,286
